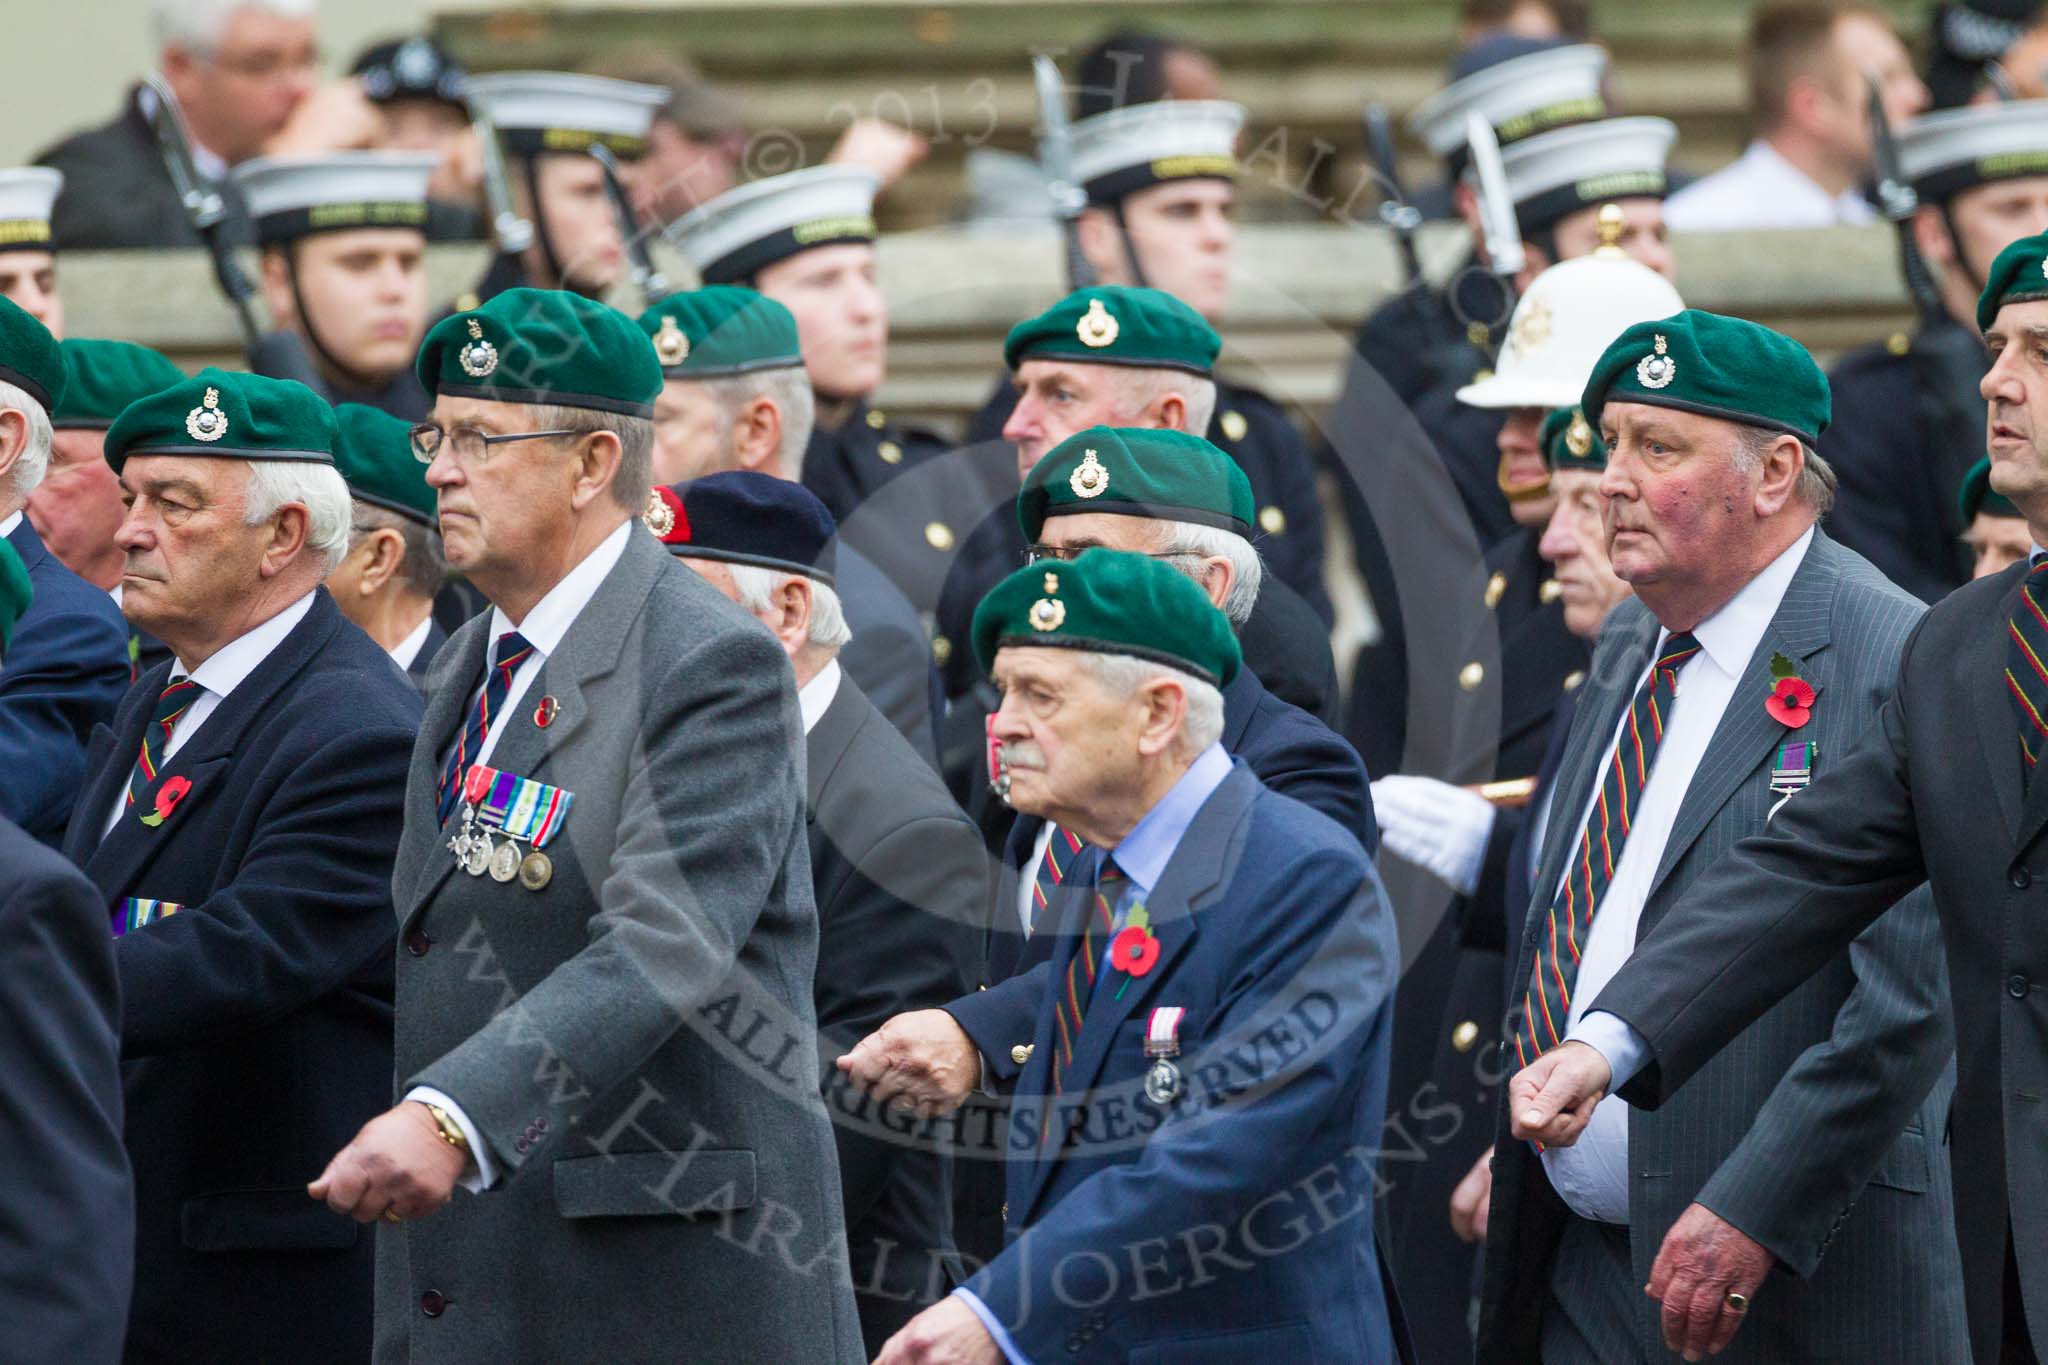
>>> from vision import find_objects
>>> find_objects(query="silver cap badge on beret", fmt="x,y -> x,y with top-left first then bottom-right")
1076,298 -> 1120,348
185,386 -> 227,442
1636,333 -> 1675,389
1030,570 -> 1066,631
458,317 -> 499,378
1069,448 -> 1109,498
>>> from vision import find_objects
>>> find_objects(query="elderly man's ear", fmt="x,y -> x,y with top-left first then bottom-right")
732,396 -> 783,472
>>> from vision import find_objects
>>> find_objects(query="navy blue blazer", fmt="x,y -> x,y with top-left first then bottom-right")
62,588 -> 419,1365
947,764 -> 1399,1363
0,518 -> 129,844
0,817 -> 133,1365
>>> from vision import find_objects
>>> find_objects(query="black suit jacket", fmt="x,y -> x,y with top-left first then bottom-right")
1591,555 -> 2048,1363
1,518 -> 130,844
0,818 -> 132,1365
805,673 -> 984,1353
36,87 -> 251,250
62,589 -> 419,1364
404,617 -> 449,689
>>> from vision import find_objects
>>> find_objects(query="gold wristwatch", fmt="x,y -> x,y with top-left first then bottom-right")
424,1103 -> 469,1153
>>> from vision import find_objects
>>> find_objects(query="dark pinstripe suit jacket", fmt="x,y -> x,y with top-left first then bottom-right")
1477,529 -> 1967,1364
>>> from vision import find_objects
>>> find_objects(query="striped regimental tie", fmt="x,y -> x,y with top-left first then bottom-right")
125,675 -> 199,814
1028,824 -> 1085,938
1049,853 -> 1128,1107
437,631 -> 534,825
2007,557 -> 2048,786
1514,631 -> 1702,1070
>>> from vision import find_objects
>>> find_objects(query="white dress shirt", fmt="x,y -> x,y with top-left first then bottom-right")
798,658 -> 841,736
1544,528 -> 1812,1224
1017,821 -> 1056,933
0,509 -> 20,539
98,590 -> 318,840
412,519 -> 636,1190
1663,140 -> 1875,232
388,614 -> 434,672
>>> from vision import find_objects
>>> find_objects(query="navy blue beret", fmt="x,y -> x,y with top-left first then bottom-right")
645,470 -> 838,585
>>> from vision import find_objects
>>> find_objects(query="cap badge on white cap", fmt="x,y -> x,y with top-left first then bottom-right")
1069,449 -> 1109,498
1077,298 -> 1120,349
1507,294 -> 1553,360
654,316 -> 690,367
459,318 -> 499,379
185,386 -> 227,443
1636,334 -> 1676,390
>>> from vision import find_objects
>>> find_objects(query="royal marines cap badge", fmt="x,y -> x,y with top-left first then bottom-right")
1029,570 -> 1066,631
653,315 -> 690,367
458,317 -> 499,378
1636,333 -> 1676,389
184,386 -> 227,442
1566,410 -> 1594,456
1076,297 -> 1120,348
1069,448 -> 1109,499
643,486 -> 677,537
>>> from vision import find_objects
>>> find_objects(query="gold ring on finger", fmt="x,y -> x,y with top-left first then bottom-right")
1723,1291 -> 1748,1313
383,1209 -> 403,1225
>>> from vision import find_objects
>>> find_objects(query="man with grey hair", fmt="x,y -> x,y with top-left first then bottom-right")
314,289 -> 863,1362
1477,311 -> 1961,1364
841,547 -> 1398,1364
37,0 -> 320,249
330,403 -> 448,684
0,297 -> 128,844
652,469 -> 985,1355
936,286 -> 1340,828
949,425 -> 1374,1265
64,366 -> 417,1362
638,286 -> 942,763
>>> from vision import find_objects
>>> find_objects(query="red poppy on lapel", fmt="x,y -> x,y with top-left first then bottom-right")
139,775 -> 193,828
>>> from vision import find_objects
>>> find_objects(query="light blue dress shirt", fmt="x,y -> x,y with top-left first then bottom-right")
954,742 -> 1233,1365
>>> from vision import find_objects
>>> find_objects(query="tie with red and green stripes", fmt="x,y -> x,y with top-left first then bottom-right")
1028,824 -> 1085,938
126,675 -> 198,813
2006,557 -> 2048,785
1514,631 -> 1701,1071
1049,853 -> 1126,1106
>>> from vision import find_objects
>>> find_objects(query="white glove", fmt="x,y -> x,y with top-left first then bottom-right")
1371,774 -> 1498,896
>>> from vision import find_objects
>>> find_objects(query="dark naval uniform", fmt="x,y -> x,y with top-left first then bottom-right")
802,399 -> 954,534
1820,326 -> 1981,605
1348,269 -> 1515,550
964,377 -> 1334,623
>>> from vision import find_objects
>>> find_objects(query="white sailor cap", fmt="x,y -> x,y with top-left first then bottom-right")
1408,43 -> 1608,162
231,152 -> 437,245
1458,233 -> 1685,410
463,71 -> 665,160
665,165 -> 880,286
1069,99 -> 1245,205
0,168 -> 63,253
1900,100 -> 2048,203
1466,117 -> 1677,234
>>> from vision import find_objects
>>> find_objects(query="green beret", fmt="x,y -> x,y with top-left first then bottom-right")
1002,285 -> 1219,377
637,287 -> 803,378
333,403 -> 435,526
1542,405 -> 1606,472
416,287 -> 661,417
0,538 -> 28,655
1978,231 -> 2048,330
0,294 -> 64,416
53,339 -> 186,429
105,367 -> 337,475
1961,455 -> 2023,523
972,547 -> 1241,687
1582,309 -> 1830,447
1019,426 -> 1254,541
